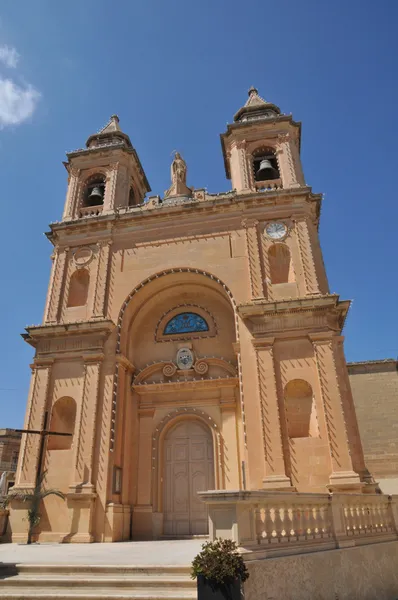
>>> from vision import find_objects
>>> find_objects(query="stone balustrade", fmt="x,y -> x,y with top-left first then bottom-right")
79,205 -> 103,218
198,490 -> 398,559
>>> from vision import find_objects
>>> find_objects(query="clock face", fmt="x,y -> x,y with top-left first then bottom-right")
265,222 -> 287,240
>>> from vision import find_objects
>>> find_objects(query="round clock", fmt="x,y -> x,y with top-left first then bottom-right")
265,222 -> 287,240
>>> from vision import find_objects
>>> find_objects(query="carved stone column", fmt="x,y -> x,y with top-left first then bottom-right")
62,167 -> 81,220
132,405 -> 155,537
242,219 -> 264,299
259,233 -> 274,300
15,360 -> 53,489
104,163 -> 119,211
92,242 -> 112,318
333,337 -> 373,484
220,392 -> 240,490
311,334 -> 361,490
44,247 -> 68,323
71,354 -> 103,491
294,217 -> 320,295
254,338 -> 292,490
277,134 -> 300,189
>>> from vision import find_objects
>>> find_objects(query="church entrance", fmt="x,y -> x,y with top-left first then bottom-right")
163,420 -> 215,536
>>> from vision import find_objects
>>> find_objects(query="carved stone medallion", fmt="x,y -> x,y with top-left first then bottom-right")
176,347 -> 194,370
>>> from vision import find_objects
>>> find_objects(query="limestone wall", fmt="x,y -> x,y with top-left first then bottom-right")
245,541 -> 398,600
348,360 -> 398,494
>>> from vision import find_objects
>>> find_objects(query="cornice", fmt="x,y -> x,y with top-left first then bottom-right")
46,187 -> 322,245
23,319 -> 115,341
238,294 -> 350,337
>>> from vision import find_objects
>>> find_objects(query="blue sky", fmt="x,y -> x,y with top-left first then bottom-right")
1,0 -> 397,426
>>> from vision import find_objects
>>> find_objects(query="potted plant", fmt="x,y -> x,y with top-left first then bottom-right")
191,538 -> 249,600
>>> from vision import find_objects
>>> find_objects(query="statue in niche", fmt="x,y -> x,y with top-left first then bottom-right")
164,151 -> 192,198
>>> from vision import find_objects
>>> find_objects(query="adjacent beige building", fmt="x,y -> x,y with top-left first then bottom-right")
349,359 -> 398,495
10,89 -> 387,543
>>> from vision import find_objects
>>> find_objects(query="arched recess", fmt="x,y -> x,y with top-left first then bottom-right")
67,269 -> 90,307
151,409 -> 222,515
47,396 -> 76,450
111,268 -> 241,451
284,379 -> 318,439
268,243 -> 294,284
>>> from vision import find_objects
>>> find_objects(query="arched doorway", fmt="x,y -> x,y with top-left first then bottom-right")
163,419 -> 215,536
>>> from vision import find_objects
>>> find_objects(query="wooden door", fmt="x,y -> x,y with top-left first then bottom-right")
163,420 -> 214,536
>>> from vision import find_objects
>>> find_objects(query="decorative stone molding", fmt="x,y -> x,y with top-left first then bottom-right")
294,217 -> 320,295
241,220 -> 264,299
112,268 -> 239,451
92,241 -> 112,318
254,340 -> 292,490
44,247 -> 69,323
310,334 -> 361,489
238,295 -> 350,338
155,304 -> 217,342
151,408 -> 223,511
132,356 -> 237,389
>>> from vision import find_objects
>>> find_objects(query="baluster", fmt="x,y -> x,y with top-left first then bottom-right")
255,506 -> 264,544
380,501 -> 388,532
301,505 -> 310,540
373,502 -> 381,532
274,505 -> 284,542
291,504 -> 300,541
308,504 -> 317,539
363,504 -> 371,534
344,503 -> 353,536
264,505 -> 274,544
297,504 -> 306,540
285,506 -> 294,541
313,504 -> 322,538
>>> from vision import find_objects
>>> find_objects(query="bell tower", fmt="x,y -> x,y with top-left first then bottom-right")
63,115 -> 150,221
223,88 -> 372,493
221,87 -> 305,194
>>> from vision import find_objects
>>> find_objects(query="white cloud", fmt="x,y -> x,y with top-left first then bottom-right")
0,78 -> 40,127
0,45 -> 19,68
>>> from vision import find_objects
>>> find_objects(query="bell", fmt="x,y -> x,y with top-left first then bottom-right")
256,159 -> 278,181
87,186 -> 104,205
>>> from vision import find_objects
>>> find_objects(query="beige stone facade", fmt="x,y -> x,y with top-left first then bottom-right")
348,360 -> 398,494
10,89 -> 376,543
0,429 -> 21,493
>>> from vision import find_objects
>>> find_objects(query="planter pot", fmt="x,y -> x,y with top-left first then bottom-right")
197,574 -> 242,600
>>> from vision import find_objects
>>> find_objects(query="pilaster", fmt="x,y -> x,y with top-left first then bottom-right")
276,134 -> 301,189
311,334 -> 361,490
242,219 -> 264,299
62,166 -> 81,220
71,354 -> 103,491
15,360 -> 53,488
219,392 -> 240,490
44,247 -> 68,323
253,337 -> 293,490
104,163 -> 119,211
294,217 -> 320,295
92,242 -> 112,318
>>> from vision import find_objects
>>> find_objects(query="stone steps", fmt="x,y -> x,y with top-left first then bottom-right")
0,564 -> 197,600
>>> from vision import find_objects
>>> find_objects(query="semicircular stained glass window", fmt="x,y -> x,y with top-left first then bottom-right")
164,312 -> 209,335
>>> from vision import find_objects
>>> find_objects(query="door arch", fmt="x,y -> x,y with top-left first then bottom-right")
163,419 -> 215,536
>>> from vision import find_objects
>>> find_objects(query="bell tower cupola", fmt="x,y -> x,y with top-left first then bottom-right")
62,115 -> 150,221
221,87 -> 305,193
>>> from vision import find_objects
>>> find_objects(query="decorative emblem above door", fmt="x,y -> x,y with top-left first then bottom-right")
176,347 -> 194,370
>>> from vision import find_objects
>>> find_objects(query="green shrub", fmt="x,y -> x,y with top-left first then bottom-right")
191,538 -> 249,585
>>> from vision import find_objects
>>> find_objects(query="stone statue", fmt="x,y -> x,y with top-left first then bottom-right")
165,152 -> 192,198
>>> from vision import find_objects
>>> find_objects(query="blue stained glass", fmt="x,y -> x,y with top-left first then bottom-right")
164,312 -> 209,335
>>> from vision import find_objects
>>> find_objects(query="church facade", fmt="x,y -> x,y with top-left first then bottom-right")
10,89 -> 374,543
